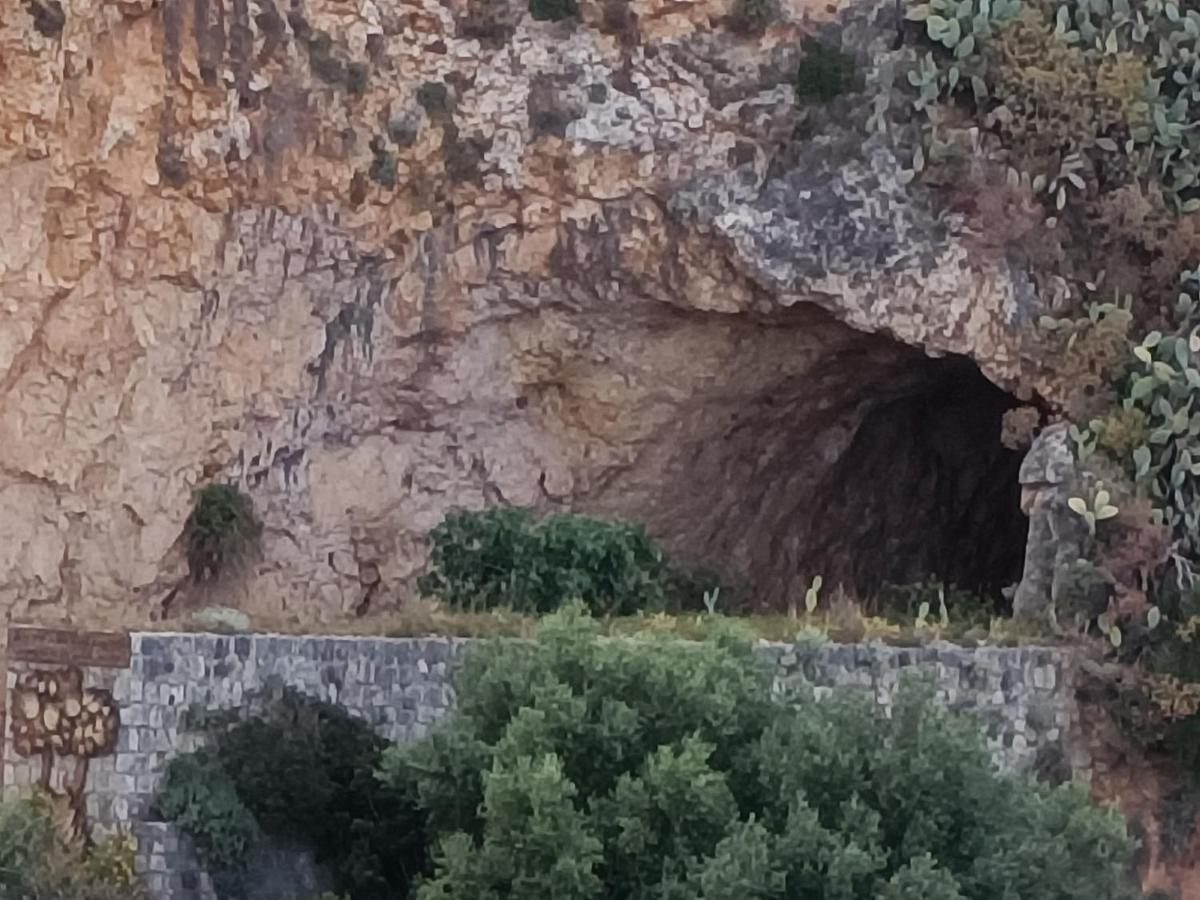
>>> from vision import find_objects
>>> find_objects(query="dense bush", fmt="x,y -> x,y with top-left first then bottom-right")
380,606 -> 1138,900
162,682 -> 427,900
418,507 -> 712,616
794,38 -> 857,103
905,0 -> 1200,212
729,0 -> 778,34
1073,271 -> 1200,563
0,795 -> 145,900
158,753 -> 259,896
528,0 -> 574,22
183,483 -> 262,582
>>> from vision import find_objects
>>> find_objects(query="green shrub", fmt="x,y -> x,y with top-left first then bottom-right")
380,605 -> 1139,900
0,795 -> 62,898
418,507 -> 707,615
368,139 -> 397,188
416,81 -> 452,119
459,0 -> 519,46
1072,271 -> 1200,561
528,0 -> 574,22
26,0 -> 66,38
876,580 -> 990,628
173,682 -> 428,900
158,752 -> 259,895
304,30 -> 370,94
904,0 -> 1200,212
0,796 -> 147,899
794,38 -> 857,103
183,483 -> 262,582
345,62 -> 369,96
307,31 -> 347,85
730,0 -> 779,34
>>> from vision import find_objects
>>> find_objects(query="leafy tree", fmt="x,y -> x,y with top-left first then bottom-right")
381,606 -> 1138,900
162,683 -> 427,900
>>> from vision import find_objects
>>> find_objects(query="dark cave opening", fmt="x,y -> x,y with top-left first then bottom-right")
800,354 -> 1030,611
606,312 -> 1033,615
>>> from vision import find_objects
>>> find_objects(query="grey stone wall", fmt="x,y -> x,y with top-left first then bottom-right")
3,633 -> 1077,900
760,641 -> 1076,776
4,633 -> 466,900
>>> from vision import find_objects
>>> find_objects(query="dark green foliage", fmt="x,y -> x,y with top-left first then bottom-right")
183,483 -> 261,582
794,38 -> 857,103
368,138 -> 397,188
877,581 -> 981,620
306,31 -> 369,94
346,62 -> 369,96
156,140 -> 188,187
158,753 -> 259,895
180,683 -> 428,900
380,606 -> 1139,900
528,0 -> 575,22
0,796 -> 68,898
418,507 -> 708,615
417,82 -> 453,119
308,32 -> 347,84
441,126 -> 490,185
0,796 -> 145,900
387,115 -> 420,148
1135,580 -> 1200,774
459,0 -> 518,47
1156,785 -> 1200,860
25,0 -> 65,37
729,0 -> 778,34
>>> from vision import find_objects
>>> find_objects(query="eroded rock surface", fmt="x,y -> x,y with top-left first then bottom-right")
0,0 -> 1048,623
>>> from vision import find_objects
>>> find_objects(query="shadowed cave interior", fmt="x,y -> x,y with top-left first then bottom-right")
605,313 -> 1034,614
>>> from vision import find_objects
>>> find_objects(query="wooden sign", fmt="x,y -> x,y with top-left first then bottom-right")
7,627 -> 131,669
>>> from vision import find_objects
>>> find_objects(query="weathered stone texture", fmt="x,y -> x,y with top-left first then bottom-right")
763,640 -> 1076,774
0,0 -> 1052,621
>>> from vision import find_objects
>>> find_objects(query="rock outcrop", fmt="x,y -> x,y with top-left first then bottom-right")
1,0 -> 1051,623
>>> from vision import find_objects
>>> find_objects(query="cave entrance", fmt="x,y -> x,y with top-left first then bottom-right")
596,310 -> 1032,614
798,353 -> 1030,610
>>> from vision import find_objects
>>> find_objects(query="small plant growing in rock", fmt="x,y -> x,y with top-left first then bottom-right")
345,62 -> 369,96
793,38 -> 857,103
1068,485 -> 1120,535
805,574 -> 822,614
25,0 -> 65,37
528,0 -> 575,22
442,127 -> 490,185
459,0 -> 520,47
307,31 -> 347,84
912,587 -> 952,635
368,137 -> 397,188
416,81 -> 452,120
386,113 -> 420,148
183,483 -> 262,582
156,140 -> 188,188
729,0 -> 778,34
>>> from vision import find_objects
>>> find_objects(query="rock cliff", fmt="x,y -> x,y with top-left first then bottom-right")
1,0 -> 1051,624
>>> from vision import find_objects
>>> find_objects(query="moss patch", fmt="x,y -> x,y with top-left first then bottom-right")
794,38 -> 857,103
529,0 -> 575,22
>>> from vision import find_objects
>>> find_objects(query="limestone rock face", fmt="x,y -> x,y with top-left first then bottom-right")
0,0 -> 1047,623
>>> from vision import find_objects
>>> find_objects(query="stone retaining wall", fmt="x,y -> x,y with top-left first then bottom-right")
762,641 -> 1076,777
2,631 -> 1077,900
